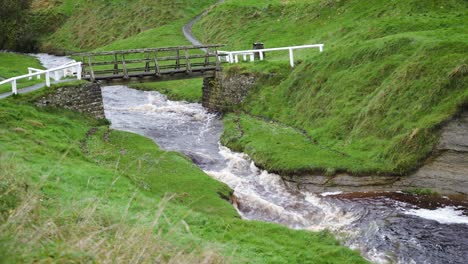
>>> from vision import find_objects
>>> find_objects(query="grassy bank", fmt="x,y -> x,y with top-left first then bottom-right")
0,53 -> 45,94
130,79 -> 203,103
0,85 -> 367,263
195,0 -> 468,175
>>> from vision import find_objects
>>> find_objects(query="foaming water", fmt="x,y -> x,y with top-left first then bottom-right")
102,86 -> 468,264
32,53 -> 75,69
205,145 -> 358,230
404,206 -> 468,224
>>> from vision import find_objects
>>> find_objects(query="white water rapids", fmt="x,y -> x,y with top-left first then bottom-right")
100,85 -> 468,264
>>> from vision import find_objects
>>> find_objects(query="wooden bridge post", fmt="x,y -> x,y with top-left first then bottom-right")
176,49 -> 180,69
87,56 -> 95,82
204,48 -> 210,67
113,53 -> 119,75
185,48 -> 192,73
81,56 -> 87,80
144,53 -> 150,72
122,53 -> 129,79
153,51 -> 161,76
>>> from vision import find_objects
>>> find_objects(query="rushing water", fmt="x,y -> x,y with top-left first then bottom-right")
101,85 -> 468,264
31,53 -> 74,69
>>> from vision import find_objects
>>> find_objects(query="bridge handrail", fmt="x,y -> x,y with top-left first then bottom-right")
219,44 -> 324,67
72,44 -> 225,56
0,62 -> 82,95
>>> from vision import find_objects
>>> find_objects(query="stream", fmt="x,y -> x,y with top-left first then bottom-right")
100,85 -> 468,264
28,53 -> 468,264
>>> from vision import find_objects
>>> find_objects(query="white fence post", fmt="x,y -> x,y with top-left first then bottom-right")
0,62 -> 82,97
221,44 -> 324,67
77,65 -> 82,80
46,72 -> 51,87
289,48 -> 295,67
12,79 -> 17,95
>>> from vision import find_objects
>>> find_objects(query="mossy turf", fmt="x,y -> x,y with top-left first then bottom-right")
195,0 -> 468,175
0,53 -> 45,94
130,79 -> 203,103
0,86 -> 368,263
222,113 -> 373,175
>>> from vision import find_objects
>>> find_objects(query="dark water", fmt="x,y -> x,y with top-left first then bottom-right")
102,85 -> 468,264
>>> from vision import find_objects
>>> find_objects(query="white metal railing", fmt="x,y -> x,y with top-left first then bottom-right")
0,62 -> 82,95
219,44 -> 324,67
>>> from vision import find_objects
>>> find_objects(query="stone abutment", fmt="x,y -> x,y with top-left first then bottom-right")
35,83 -> 105,119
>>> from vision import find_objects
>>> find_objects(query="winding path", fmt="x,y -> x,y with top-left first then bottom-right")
183,0 -> 224,49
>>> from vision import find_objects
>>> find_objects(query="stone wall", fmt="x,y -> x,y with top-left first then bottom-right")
35,83 -> 105,119
202,71 -> 257,112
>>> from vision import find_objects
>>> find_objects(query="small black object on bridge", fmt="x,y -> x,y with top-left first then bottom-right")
74,45 -> 225,83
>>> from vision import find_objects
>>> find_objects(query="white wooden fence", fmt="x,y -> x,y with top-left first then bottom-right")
0,61 -> 82,95
219,44 -> 324,67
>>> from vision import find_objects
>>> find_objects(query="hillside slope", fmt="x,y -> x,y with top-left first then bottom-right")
31,0 -> 217,52
194,0 -> 468,175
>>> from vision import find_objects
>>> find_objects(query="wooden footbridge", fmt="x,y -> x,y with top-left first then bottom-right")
1,43 -> 324,98
74,45 -> 224,83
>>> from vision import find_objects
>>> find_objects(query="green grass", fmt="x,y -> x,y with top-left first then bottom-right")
37,0 -> 218,52
195,0 -> 468,175
222,113 -> 379,175
0,53 -> 45,94
130,79 -> 203,103
0,85 -> 367,263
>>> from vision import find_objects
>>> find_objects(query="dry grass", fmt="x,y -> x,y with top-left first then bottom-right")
0,154 -> 228,264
